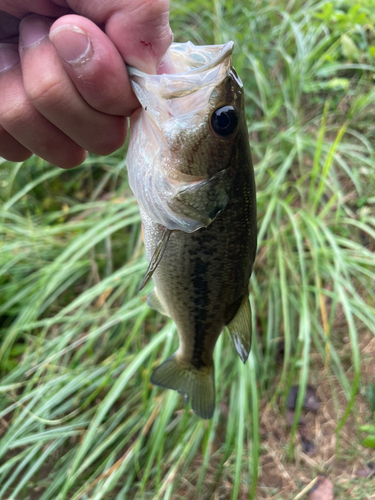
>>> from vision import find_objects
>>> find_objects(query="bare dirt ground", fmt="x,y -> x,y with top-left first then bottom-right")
258,333 -> 375,499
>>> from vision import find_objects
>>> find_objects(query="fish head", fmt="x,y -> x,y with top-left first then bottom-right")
127,42 -> 250,231
159,44 -> 246,180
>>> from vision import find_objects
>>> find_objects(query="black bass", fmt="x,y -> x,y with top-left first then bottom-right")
127,42 -> 257,419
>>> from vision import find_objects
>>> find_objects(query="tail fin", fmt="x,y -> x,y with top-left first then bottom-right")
150,353 -> 215,419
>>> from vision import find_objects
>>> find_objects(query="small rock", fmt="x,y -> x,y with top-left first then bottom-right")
286,385 -> 320,411
300,434 -> 314,454
310,476 -> 334,500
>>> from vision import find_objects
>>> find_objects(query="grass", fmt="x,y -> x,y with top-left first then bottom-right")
1,0 -> 375,498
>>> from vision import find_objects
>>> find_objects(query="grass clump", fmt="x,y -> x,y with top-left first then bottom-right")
1,0 -> 375,498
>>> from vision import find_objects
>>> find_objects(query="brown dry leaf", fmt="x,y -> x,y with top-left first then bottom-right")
309,476 -> 334,500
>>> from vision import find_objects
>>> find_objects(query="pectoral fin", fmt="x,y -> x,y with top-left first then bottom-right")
139,227 -> 171,291
147,289 -> 170,317
167,169 -> 232,228
226,294 -> 252,363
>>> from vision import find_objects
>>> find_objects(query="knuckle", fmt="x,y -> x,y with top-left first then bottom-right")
25,74 -> 66,109
135,0 -> 170,20
0,101 -> 29,129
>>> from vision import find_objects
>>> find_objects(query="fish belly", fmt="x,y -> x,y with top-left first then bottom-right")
141,171 -> 256,367
141,164 -> 256,418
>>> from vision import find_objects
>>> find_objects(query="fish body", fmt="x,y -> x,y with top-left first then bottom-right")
127,42 -> 257,418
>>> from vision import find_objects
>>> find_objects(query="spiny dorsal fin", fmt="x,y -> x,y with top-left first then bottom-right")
139,227 -> 171,291
226,294 -> 252,363
147,289 -> 170,317
151,353 -> 215,419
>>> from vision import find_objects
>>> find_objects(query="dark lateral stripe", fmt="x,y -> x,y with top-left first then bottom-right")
191,257 -> 210,369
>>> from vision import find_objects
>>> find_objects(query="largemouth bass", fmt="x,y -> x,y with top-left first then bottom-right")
127,42 -> 257,419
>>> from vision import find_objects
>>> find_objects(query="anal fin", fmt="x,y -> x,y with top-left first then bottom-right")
226,294 -> 252,363
147,289 -> 170,317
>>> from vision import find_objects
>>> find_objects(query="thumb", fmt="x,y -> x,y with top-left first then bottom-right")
106,0 -> 173,73
66,0 -> 173,73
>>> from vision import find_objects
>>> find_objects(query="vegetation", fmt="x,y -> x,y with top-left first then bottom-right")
1,0 -> 375,498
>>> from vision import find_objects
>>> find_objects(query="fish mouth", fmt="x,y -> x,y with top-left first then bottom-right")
127,42 -> 236,99
168,41 -> 234,75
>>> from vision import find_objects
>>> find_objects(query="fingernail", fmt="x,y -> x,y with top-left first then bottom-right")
50,25 -> 92,66
20,16 -> 51,50
0,44 -> 19,73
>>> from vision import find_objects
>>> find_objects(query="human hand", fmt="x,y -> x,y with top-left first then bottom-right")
0,0 -> 172,167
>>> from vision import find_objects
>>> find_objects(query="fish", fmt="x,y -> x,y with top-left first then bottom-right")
126,41 -> 257,419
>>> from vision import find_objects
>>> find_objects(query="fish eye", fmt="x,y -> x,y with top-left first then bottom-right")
211,106 -> 239,137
